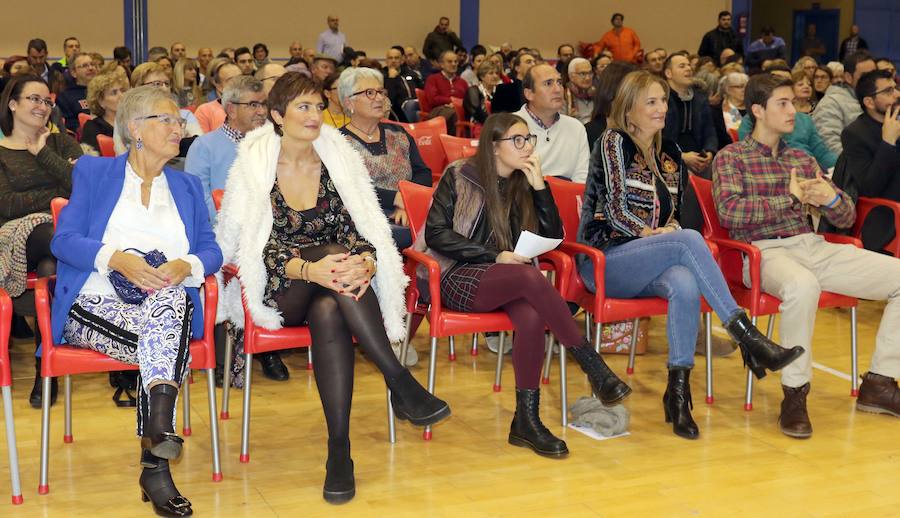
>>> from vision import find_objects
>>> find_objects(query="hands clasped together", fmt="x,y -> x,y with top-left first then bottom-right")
789,167 -> 841,208
301,252 -> 376,301
109,251 -> 193,293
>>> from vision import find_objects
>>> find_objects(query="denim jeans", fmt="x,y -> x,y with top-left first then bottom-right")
578,229 -> 742,367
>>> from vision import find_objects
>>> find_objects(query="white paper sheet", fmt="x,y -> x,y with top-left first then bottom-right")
513,230 -> 562,259
567,423 -> 630,441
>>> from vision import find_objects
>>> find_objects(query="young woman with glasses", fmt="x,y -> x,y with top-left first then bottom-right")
416,112 -> 632,458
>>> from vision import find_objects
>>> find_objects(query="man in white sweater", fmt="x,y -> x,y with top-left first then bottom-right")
515,63 -> 589,183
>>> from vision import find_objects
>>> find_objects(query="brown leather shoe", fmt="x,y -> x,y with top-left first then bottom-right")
779,383 -> 812,439
856,372 -> 900,417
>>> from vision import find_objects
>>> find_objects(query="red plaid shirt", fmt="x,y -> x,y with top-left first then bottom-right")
713,137 -> 855,242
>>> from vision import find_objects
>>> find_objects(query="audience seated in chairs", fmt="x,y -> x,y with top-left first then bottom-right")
463,61 -> 500,126
423,50 -> 468,134
577,71 -> 802,440
337,67 -> 432,254
0,74 -> 82,409
81,72 -> 128,156
812,52 -> 877,156
384,45 -> 421,123
56,53 -> 97,133
416,112 -> 631,455
214,72 -> 449,504
563,58 -> 595,124
49,85 -> 223,517
173,58 -> 202,110
585,61 -> 639,151
714,73 -> 900,439
712,72 -> 747,149
194,59 -> 242,133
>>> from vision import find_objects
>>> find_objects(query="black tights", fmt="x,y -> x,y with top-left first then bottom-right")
274,243 -> 403,442
19,223 -> 57,352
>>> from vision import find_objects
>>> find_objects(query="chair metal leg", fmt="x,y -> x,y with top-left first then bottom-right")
38,376 -> 51,494
306,346 -> 313,370
448,336 -> 456,361
2,386 -> 23,504
850,306 -> 859,397
559,345 -> 568,427
492,331 -> 506,392
745,316 -> 759,411
705,312 -> 714,404
387,386 -> 397,444
182,372 -> 192,436
240,353 -> 253,462
389,313 -> 416,442
470,333 -> 478,356
766,314 -> 776,339
399,312 -> 414,366
584,314 -> 592,344
626,318 -> 639,375
63,375 -> 72,443
423,337 -> 438,441
221,326 -> 233,420
205,369 -> 223,482
541,333 -> 554,384
593,320 -> 601,353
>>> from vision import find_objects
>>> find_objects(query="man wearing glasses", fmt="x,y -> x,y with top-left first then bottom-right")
514,63 -> 589,182
255,63 -> 286,96
829,69 -> 900,252
564,58 -> 594,124
57,53 -> 97,133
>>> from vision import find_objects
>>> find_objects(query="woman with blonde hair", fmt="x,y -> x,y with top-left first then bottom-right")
577,70 -> 803,439
173,58 -> 202,109
791,70 -> 816,113
792,56 -> 818,80
82,72 -> 128,154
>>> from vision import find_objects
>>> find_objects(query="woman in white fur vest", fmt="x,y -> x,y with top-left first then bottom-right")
215,73 -> 450,504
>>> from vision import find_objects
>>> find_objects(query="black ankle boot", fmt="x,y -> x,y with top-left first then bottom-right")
725,313 -> 805,379
29,357 -> 57,409
386,369 -> 451,426
139,449 -> 192,517
140,384 -> 184,460
567,344 -> 632,404
663,367 -> 699,440
508,388 -> 568,458
323,438 -> 355,504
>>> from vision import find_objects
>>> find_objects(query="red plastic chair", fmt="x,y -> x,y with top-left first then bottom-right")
690,176 -> 861,406
439,134 -> 479,164
545,177 -> 719,410
76,113 -> 93,141
36,198 -> 223,495
450,97 -> 475,137
401,117 -> 449,182
212,189 -> 224,212
96,134 -> 115,157
397,180 -> 571,436
851,196 -> 900,258
415,88 -> 430,120
0,289 -> 23,505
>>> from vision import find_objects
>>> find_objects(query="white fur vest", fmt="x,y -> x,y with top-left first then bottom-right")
214,122 -> 408,343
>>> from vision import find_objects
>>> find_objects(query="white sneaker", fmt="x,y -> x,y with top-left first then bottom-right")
392,343 -> 418,367
485,333 -> 512,355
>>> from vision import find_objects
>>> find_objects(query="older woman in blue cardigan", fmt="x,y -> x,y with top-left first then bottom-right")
51,86 -> 222,518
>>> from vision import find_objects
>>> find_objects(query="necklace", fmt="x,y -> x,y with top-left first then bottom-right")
349,121 -> 379,141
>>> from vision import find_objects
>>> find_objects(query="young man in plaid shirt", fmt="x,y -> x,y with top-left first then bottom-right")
713,73 -> 900,439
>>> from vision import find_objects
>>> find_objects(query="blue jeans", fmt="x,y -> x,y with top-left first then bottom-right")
578,229 -> 742,367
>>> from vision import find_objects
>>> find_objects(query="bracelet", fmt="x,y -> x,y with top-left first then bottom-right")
825,193 -> 841,209
301,260 -> 310,282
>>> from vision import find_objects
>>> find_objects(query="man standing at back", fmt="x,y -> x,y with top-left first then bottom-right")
698,11 -> 743,62
593,13 -> 642,64
514,63 -> 589,182
423,16 -> 463,65
316,15 -> 346,61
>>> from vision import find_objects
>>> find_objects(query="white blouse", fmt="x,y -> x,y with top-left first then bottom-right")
80,162 -> 205,297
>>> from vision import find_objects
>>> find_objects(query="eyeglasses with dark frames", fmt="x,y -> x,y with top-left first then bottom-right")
349,88 -> 387,100
231,101 -> 269,110
22,94 -> 55,108
494,133 -> 537,149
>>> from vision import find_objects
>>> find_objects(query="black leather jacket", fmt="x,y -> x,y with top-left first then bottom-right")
424,161 -> 564,266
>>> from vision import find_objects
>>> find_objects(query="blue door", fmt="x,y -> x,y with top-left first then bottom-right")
792,9 -> 840,64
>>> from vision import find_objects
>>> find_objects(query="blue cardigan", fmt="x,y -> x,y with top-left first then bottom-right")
49,154 -> 223,345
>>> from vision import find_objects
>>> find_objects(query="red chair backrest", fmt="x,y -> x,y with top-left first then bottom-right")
439,134 -> 478,163
689,175 -> 744,284
415,88 -> 430,113
212,189 -> 224,212
404,117 -> 448,179
77,113 -> 92,132
450,97 -> 466,122
398,180 -> 435,243
96,135 -> 115,157
51,197 -> 68,229
545,177 -> 584,243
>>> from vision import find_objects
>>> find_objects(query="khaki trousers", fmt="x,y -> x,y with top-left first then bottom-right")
744,233 -> 900,387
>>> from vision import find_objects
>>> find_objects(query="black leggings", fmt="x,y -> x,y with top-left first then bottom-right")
26,222 -> 57,278
469,264 -> 586,389
274,243 -> 403,442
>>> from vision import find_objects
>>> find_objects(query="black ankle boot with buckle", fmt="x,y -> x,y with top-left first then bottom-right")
141,384 -> 184,460
139,449 -> 193,517
663,367 -> 699,440
725,312 -> 805,379
567,343 -> 632,404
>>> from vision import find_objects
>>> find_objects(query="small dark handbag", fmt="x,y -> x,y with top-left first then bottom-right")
108,248 -> 168,304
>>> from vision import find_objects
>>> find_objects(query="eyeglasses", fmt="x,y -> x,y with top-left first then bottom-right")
494,133 -> 537,149
232,100 -> 268,110
142,80 -> 171,89
260,75 -> 281,82
349,88 -> 387,100
871,85 -> 900,97
75,62 -> 96,69
571,71 -> 593,78
22,94 -> 55,108
135,113 -> 187,130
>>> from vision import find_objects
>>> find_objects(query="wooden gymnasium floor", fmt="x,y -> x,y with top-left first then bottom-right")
2,301 -> 900,517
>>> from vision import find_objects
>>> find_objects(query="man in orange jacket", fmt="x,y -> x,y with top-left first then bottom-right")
593,13 -> 642,63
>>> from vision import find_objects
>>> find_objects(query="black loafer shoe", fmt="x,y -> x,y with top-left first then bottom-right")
258,352 -> 289,381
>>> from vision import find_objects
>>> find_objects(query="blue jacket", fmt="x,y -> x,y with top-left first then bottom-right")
49,154 -> 223,345
738,112 -> 837,170
184,126 -> 237,222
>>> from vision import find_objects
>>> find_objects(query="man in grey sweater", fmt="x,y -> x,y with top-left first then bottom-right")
812,52 -> 876,156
